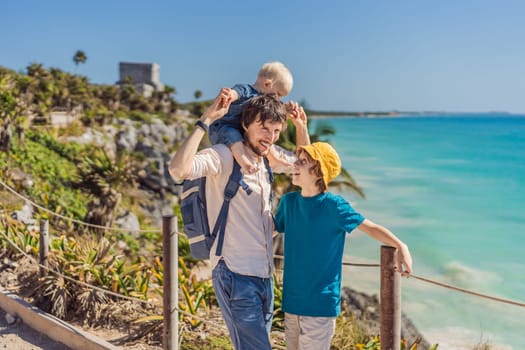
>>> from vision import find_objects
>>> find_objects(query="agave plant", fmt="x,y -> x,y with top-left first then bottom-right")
41,274 -> 71,319
134,256 -> 215,329
272,272 -> 284,331
74,149 -> 139,235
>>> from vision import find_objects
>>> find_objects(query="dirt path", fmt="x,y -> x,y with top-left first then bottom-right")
0,308 -> 72,349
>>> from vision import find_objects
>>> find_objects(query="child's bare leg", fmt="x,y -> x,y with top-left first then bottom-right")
231,141 -> 259,174
267,145 -> 294,173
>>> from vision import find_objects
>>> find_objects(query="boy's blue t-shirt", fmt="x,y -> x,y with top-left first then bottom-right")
274,191 -> 365,317
209,83 -> 259,146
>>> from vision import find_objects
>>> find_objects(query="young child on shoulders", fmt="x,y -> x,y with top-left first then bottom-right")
209,61 -> 296,174
273,142 -> 413,350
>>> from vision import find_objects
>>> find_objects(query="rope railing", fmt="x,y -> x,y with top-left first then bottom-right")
340,258 -> 525,308
2,189 -> 524,311
282,254 -> 525,308
0,178 -> 161,234
0,223 -> 158,307
408,273 -> 525,308
0,219 -> 236,337
275,254 -> 381,267
0,217 -> 287,349
1,184 -> 524,349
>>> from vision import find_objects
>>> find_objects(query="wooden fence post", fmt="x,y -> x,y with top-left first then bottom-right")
380,245 -> 401,350
163,215 -> 179,350
39,219 -> 49,277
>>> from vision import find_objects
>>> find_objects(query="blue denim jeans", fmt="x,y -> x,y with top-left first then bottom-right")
212,260 -> 274,350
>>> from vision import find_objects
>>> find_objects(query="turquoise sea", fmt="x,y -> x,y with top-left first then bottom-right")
311,114 -> 525,350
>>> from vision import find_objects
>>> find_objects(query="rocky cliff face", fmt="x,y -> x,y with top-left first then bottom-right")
341,286 -> 431,349
67,117 -> 189,229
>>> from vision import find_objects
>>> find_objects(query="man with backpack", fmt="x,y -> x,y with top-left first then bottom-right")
169,88 -> 309,350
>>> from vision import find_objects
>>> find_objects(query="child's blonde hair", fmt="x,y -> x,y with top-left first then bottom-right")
257,61 -> 293,95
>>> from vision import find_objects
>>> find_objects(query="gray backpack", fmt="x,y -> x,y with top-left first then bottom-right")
181,159 -> 273,259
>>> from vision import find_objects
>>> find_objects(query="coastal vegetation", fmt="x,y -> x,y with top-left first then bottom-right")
0,60 -> 460,349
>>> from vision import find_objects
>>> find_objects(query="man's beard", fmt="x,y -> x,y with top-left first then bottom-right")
245,139 -> 268,157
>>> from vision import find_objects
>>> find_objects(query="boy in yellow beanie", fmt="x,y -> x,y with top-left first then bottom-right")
274,142 -> 413,350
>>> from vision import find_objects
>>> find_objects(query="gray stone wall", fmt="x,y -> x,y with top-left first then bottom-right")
117,62 -> 164,95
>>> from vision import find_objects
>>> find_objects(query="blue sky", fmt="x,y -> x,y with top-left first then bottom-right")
2,0 -> 525,113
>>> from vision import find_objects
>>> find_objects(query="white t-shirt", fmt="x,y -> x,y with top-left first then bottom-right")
187,144 -> 274,278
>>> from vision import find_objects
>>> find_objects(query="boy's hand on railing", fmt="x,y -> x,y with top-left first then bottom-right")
396,243 -> 413,277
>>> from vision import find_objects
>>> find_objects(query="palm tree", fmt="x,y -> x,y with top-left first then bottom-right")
0,77 -> 19,152
164,85 -> 176,96
73,50 -> 87,73
194,89 -> 202,100
27,62 -> 46,77
0,115 -> 13,153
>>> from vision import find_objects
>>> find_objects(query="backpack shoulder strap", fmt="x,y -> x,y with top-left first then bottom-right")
263,157 -> 274,184
212,157 -> 273,257
212,160 -> 246,256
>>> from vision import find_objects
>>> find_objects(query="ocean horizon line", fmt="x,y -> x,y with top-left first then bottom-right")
307,110 -> 525,118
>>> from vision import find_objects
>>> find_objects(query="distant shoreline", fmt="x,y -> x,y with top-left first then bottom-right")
307,110 -> 521,119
